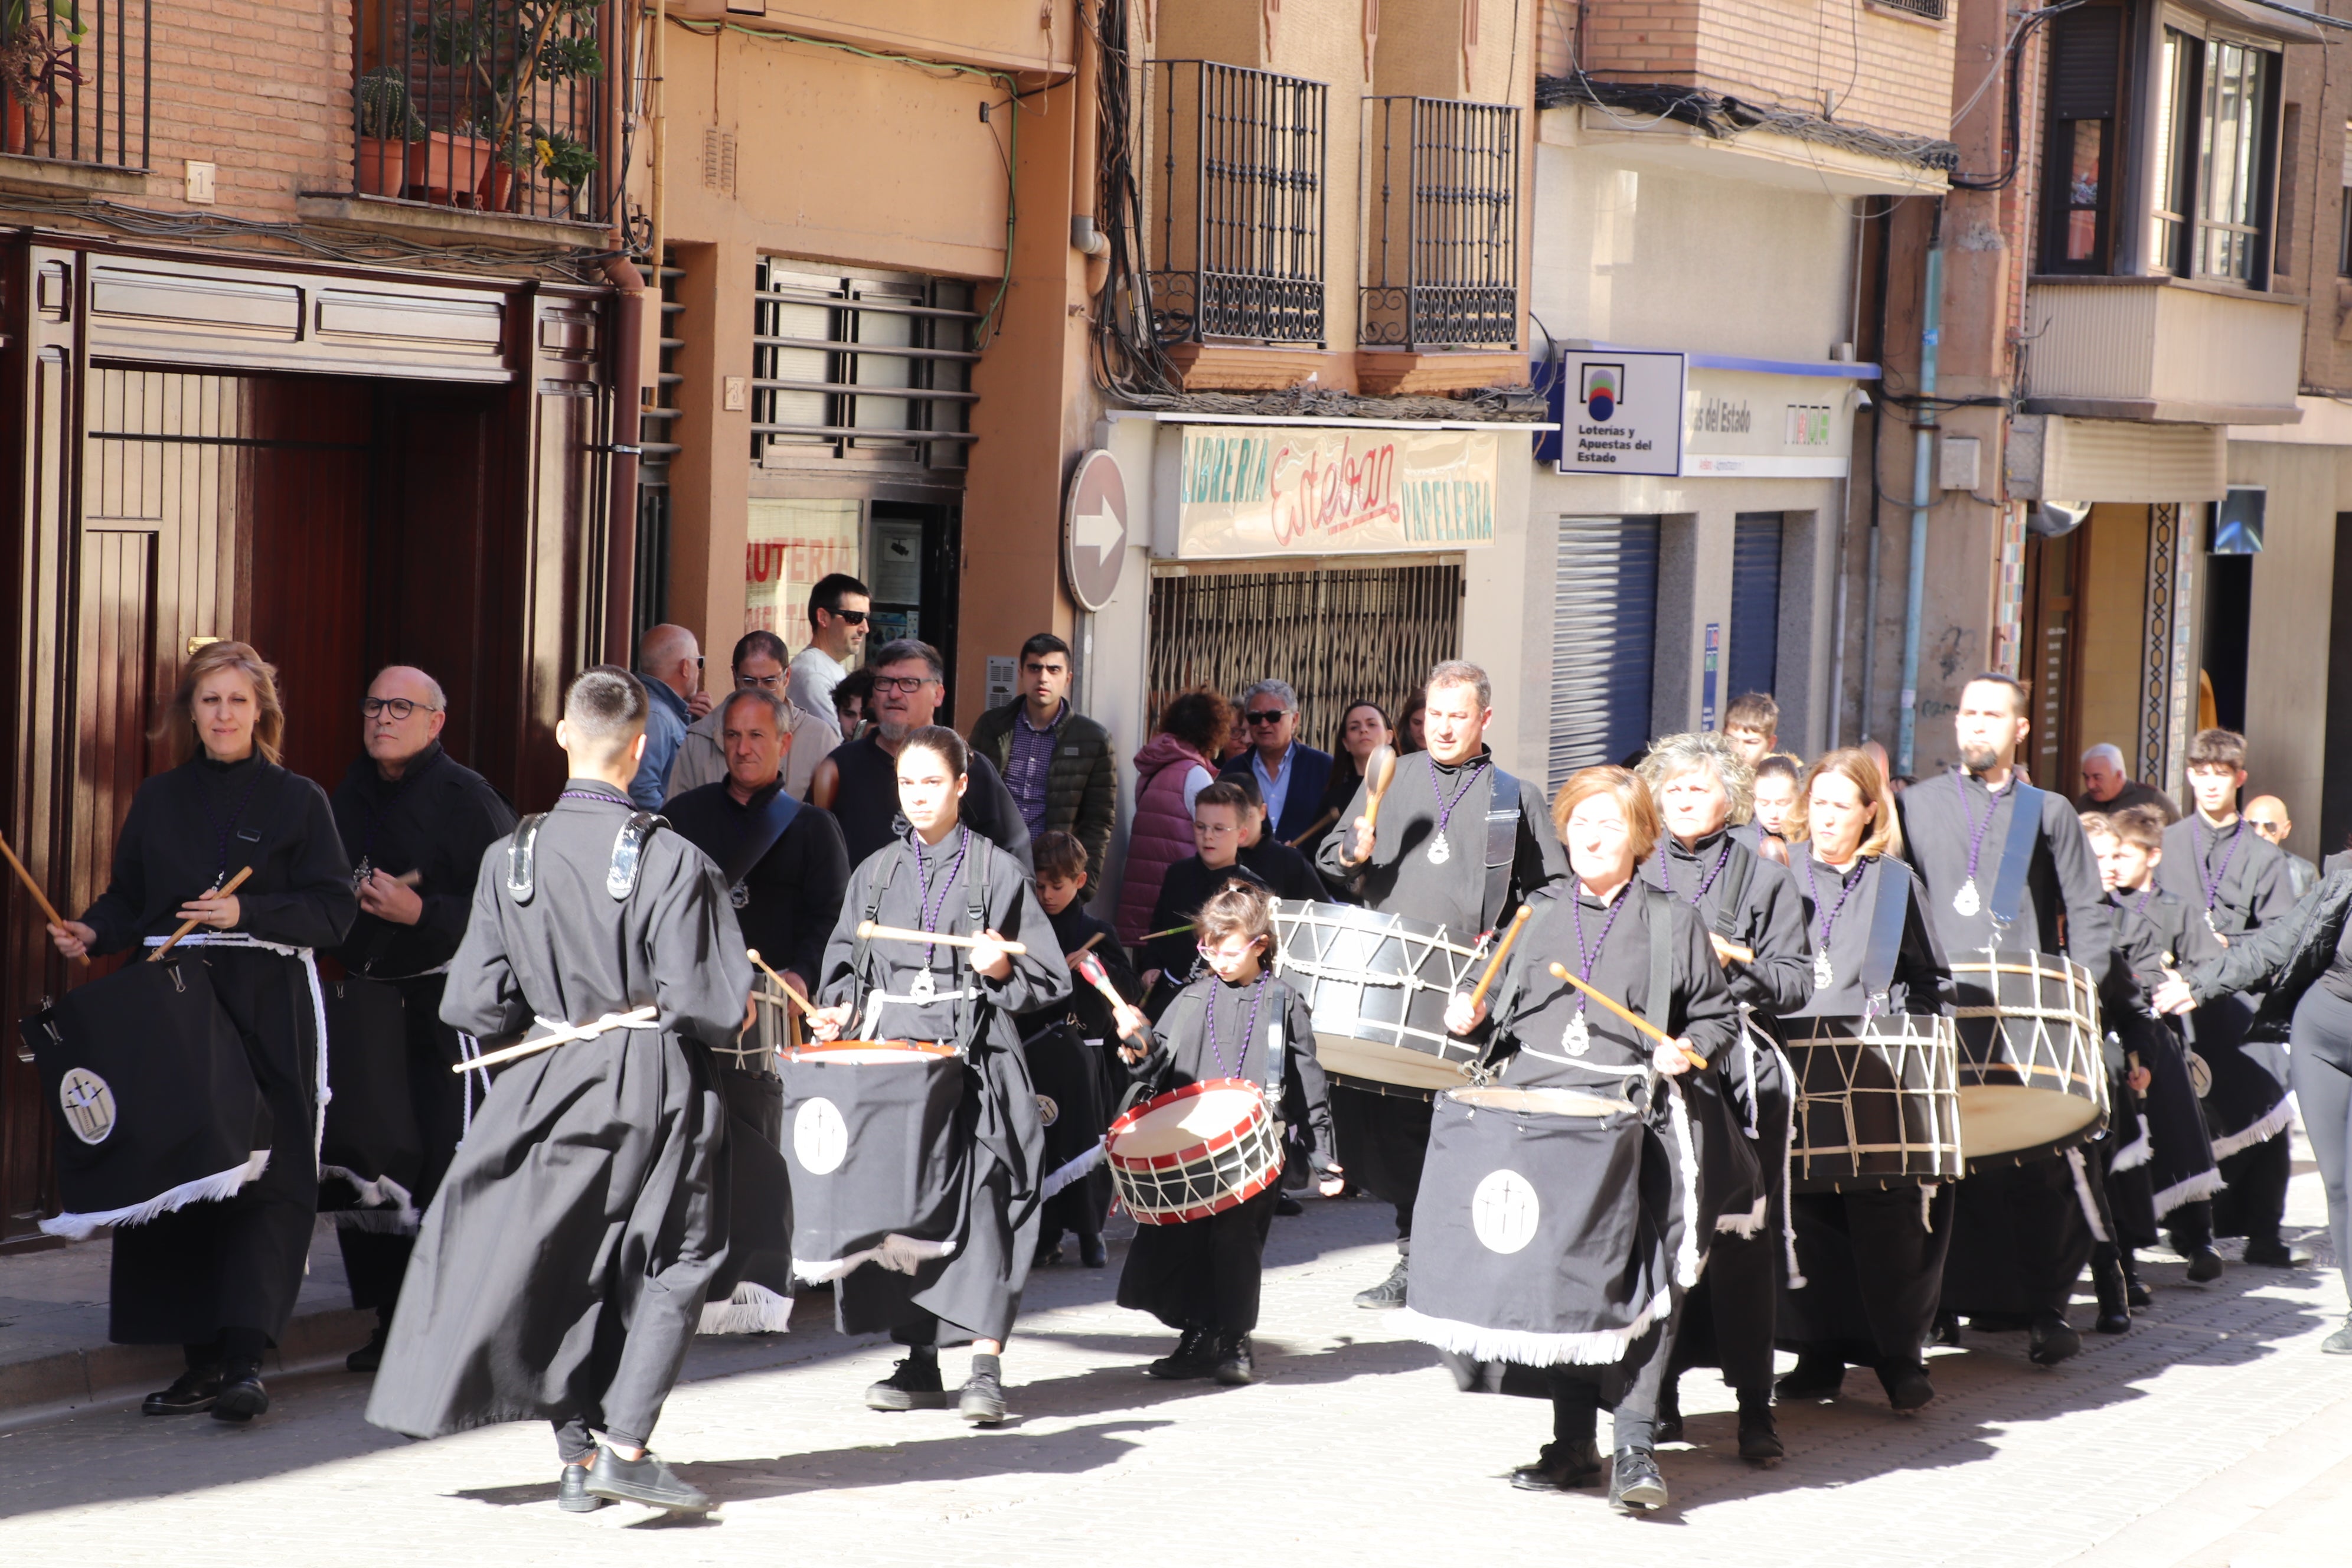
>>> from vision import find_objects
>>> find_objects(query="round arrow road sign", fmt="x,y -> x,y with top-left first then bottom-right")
1062,447 -> 1129,612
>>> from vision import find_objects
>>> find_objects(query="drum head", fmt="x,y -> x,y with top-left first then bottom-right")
1314,1033 -> 1474,1092
1957,1083 -> 2102,1163
1446,1086 -> 1629,1118
1115,1084 -> 1265,1158
789,1040 -> 950,1066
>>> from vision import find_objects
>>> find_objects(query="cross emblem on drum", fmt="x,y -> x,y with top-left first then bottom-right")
58,1067 -> 117,1146
1471,1169 -> 1541,1254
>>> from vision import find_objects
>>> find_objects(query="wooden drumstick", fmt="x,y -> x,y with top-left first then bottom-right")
745,948 -> 817,1015
1546,961 -> 1707,1069
1467,906 -> 1531,1008
149,867 -> 254,962
1067,930 -> 1106,961
1357,744 -> 1399,843
854,920 -> 1027,955
1,829 -> 84,965
1285,806 -> 1340,848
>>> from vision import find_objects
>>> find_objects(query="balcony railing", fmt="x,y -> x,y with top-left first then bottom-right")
0,1 -> 150,169
1146,60 -> 1328,347
1360,96 -> 1520,351
351,0 -> 612,223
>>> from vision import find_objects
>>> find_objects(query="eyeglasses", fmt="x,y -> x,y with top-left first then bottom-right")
736,672 -> 785,690
2250,820 -> 2287,839
1194,821 -> 1238,835
360,697 -> 440,720
1244,710 -> 1288,725
825,609 -> 870,626
873,675 -> 938,695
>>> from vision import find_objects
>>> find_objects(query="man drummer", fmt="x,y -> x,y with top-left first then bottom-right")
326,665 -> 518,1373
1894,674 -> 2119,1367
1317,659 -> 1567,1308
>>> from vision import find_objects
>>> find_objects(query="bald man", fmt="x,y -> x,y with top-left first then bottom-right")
2245,796 -> 2318,897
325,665 -> 518,1370
631,624 -> 710,809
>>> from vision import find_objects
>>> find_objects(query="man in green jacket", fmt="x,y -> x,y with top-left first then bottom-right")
969,633 -> 1118,899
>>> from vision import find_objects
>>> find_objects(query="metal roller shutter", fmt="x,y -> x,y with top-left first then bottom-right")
1727,514 -> 1783,706
1550,516 -> 1660,785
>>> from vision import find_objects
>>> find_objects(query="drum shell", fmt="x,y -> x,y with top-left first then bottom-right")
319,975 -> 424,1199
1786,1015 -> 1964,1193
1272,900 -> 1485,1093
22,958 -> 269,1220
779,1045 -> 967,1267
1948,950 -> 2108,1167
1106,1080 -> 1282,1225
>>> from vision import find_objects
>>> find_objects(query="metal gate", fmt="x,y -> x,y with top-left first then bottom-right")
1727,513 -> 1783,704
1551,517 -> 1660,785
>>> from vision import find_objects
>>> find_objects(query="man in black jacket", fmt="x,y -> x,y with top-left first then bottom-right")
968,633 -> 1116,897
1221,679 -> 1335,848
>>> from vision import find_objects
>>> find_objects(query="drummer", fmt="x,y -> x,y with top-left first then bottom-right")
806,725 -> 1071,1425
1776,749 -> 1954,1410
1894,674 -> 2119,1368
1443,766 -> 1739,1513
1318,659 -> 1567,1308
49,641 -> 357,1424
1115,880 -> 1342,1386
1632,733 -> 1812,1464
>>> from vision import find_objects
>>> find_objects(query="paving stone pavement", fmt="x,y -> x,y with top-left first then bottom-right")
2,1170 -> 2349,1566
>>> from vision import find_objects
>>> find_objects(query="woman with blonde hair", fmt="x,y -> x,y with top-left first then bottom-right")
49,640 -> 356,1423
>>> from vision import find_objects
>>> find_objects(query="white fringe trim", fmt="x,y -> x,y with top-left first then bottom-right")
1665,1080 -> 1703,1288
792,1233 -> 958,1284
1773,1046 -> 1805,1288
1395,1292 -> 1674,1368
2066,1147 -> 2111,1244
320,1166 -> 420,1233
2109,1113 -> 2154,1173
2152,1167 -> 2228,1217
2210,1095 -> 2297,1162
698,1282 -> 796,1335
39,1150 -> 270,1241
1040,1139 -> 1105,1201
1716,1195 -> 1768,1237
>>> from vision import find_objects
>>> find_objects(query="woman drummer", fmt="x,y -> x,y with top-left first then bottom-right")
1775,747 -> 1954,1412
48,641 -> 357,1423
807,724 -> 1071,1425
1444,765 -> 1739,1514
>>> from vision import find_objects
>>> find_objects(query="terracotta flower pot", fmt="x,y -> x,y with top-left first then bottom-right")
356,132 -> 492,204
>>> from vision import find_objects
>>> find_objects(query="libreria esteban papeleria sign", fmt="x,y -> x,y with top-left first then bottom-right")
1170,424 -> 1500,558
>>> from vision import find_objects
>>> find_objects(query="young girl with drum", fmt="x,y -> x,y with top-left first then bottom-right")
808,725 -> 1072,1425
1438,766 -> 1739,1514
1776,747 -> 1955,1413
1114,880 -> 1343,1386
48,641 -> 357,1423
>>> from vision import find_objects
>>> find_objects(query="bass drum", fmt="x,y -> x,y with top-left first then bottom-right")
1946,950 -> 2108,1166
1272,900 -> 1488,1093
1784,1013 -> 1963,1192
778,1041 -> 967,1282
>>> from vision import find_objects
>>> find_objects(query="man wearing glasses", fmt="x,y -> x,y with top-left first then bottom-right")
325,665 -> 518,1373
2244,795 -> 2319,897
662,630 -> 842,802
1218,679 -> 1334,852
788,573 -> 873,728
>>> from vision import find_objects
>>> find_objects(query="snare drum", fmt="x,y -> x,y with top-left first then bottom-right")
1272,900 -> 1489,1092
1105,1080 -> 1283,1225
1785,1014 -> 1963,1192
779,1040 -> 967,1281
1947,950 -> 2108,1165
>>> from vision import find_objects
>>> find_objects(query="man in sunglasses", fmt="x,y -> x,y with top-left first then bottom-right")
662,629 -> 842,803
2245,795 -> 2318,898
788,572 -> 873,727
1218,679 -> 1334,850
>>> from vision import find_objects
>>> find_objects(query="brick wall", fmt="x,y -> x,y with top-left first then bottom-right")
136,0 -> 354,221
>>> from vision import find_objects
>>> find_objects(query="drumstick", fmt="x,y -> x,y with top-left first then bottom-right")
744,948 -> 817,1015
854,920 -> 1028,955
1285,806 -> 1340,848
1357,744 -> 1399,844
149,867 -> 254,962
1467,906 -> 1531,1008
1710,936 -> 1756,966
1068,930 -> 1106,960
1139,920 -> 1195,942
1546,961 -> 1707,1069
0,829 -> 84,965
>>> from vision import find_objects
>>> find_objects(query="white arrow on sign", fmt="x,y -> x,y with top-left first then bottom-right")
1072,504 -> 1123,557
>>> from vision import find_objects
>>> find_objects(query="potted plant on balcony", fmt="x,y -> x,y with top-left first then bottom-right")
354,65 -> 428,197
412,0 -> 602,213
0,1 -> 85,156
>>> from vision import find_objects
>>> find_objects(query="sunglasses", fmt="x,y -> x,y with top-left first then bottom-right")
1244,710 -> 1288,725
2249,820 -> 2287,838
826,609 -> 870,625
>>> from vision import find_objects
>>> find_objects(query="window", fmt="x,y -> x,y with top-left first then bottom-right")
750,262 -> 978,471
2150,30 -> 2198,273
1360,96 -> 1521,349
2039,2 -> 2125,274
2339,122 -> 2352,277
2195,40 -> 2272,281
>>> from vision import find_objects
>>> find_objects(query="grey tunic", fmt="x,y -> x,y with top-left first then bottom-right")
1315,750 -> 1567,937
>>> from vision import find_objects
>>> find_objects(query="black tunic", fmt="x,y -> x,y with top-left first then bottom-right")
1141,854 -> 1271,985
828,732 -> 1033,874
2103,883 -> 2225,1226
1784,855 -> 1953,1021
815,828 -> 1070,1341
79,754 -> 357,1345
2156,815 -> 2295,938
2156,816 -> 2295,1142
365,780 -> 753,1446
1015,903 -> 1143,1243
662,778 -> 851,988
1239,834 -> 1328,904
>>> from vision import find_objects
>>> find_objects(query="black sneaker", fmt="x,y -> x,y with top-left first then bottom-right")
2324,1315 -> 2352,1355
1213,1334 -> 1255,1386
2185,1246 -> 2225,1283
1736,1402 -> 1783,1465
1147,1327 -> 1215,1381
1776,1355 -> 1844,1400
1608,1448 -> 1668,1513
2028,1312 -> 2082,1367
584,1448 -> 711,1514
1079,1234 -> 1108,1269
558,1464 -> 607,1514
865,1353 -> 946,1412
346,1322 -> 389,1374
212,1366 -> 269,1423
142,1366 -> 222,1416
1652,1383 -> 1683,1444
2244,1236 -> 2312,1269
1878,1361 -> 1935,1412
959,1363 -> 1008,1426
1353,1257 -> 1409,1309
1273,1194 -> 1303,1216
1510,1439 -> 1605,1492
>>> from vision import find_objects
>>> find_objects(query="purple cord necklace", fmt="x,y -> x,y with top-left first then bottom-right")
1206,969 -> 1270,1081
2193,819 -> 2246,935
1950,769 -> 2014,918
1802,855 -> 1865,990
1657,837 -> 1734,909
1561,881 -> 1630,1056
911,824 -> 971,985
1424,755 -> 1489,867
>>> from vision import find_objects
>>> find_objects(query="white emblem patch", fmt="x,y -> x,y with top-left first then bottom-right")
1470,1169 -> 1541,1255
58,1067 -> 117,1145
1036,1093 -> 1060,1127
792,1096 -> 849,1175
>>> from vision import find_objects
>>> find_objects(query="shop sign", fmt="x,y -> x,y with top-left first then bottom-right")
1541,349 -> 1685,476
1680,367 -> 1853,478
1169,424 -> 1498,558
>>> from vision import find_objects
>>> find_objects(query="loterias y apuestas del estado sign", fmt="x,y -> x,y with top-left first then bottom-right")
1538,349 -> 1686,477
1168,423 -> 1498,558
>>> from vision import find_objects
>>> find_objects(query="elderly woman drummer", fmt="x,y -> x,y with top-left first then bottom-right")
48,641 -> 357,1423
1439,766 -> 1740,1514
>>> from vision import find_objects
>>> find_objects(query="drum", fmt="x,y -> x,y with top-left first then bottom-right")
1947,950 -> 2108,1165
1105,1079 -> 1283,1225
779,1040 -> 967,1282
1785,1014 -> 1963,1193
1400,1086 -> 1675,1366
318,975 -> 424,1215
1272,900 -> 1488,1092
18,958 -> 270,1240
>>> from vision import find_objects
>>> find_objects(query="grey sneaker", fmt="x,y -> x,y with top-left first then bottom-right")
1353,1257 -> 1409,1309
557,1464 -> 607,1514
584,1448 -> 711,1514
2324,1316 -> 2352,1355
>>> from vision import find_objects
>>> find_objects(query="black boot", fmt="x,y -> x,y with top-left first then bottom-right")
1736,1394 -> 1783,1464
142,1364 -> 223,1417
2123,1256 -> 2152,1308
1652,1379 -> 1683,1444
2028,1311 -> 2082,1367
2244,1234 -> 2312,1268
347,1318 -> 390,1374
1511,1440 -> 1604,1491
1079,1232 -> 1108,1269
213,1357 -> 269,1423
865,1345 -> 945,1411
2093,1248 -> 2132,1335
1877,1360 -> 1935,1412
1147,1327 -> 1216,1381
1213,1333 -> 1256,1386
1776,1353 -> 1844,1400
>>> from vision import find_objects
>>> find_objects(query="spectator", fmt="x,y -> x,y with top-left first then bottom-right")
832,666 -> 875,743
968,632 -> 1117,897
2076,741 -> 2181,823
1397,688 -> 1429,754
629,623 -> 706,809
664,629 -> 842,802
787,572 -> 871,726
1227,772 -> 1329,903
1723,692 -> 1779,769
1219,678 -> 1335,848
1294,699 -> 1390,861
2245,795 -> 2318,897
1118,690 -> 1233,944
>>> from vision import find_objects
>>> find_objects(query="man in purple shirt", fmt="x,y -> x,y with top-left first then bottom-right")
968,633 -> 1117,897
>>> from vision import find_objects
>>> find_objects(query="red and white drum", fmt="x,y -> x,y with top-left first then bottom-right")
1105,1079 -> 1282,1226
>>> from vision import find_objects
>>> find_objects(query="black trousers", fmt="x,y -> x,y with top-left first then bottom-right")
1667,1228 -> 1776,1400
1329,1086 -> 1433,1240
1786,1185 -> 1956,1368
2294,985 -> 2352,1299
339,976 -> 469,1321
1547,1308 -> 1674,1453
1115,1187 -> 1278,1334
2212,1133 -> 2291,1246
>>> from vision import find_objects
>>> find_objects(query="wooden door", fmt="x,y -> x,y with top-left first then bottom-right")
2023,525 -> 2086,798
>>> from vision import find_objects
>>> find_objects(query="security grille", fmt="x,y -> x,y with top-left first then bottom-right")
1550,517 -> 1661,785
634,250 -> 682,641
752,261 -> 979,470
1875,0 -> 1947,18
1360,96 -> 1521,349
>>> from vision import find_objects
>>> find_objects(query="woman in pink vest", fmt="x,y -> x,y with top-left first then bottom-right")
1117,691 -> 1233,945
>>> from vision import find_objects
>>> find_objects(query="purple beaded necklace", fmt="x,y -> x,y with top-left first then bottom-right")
912,824 -> 971,969
1205,969 -> 1270,1080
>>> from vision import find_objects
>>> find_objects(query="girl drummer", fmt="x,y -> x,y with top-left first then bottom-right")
48,641 -> 357,1424
1775,747 -> 1954,1413
807,724 -> 1072,1426
1443,765 -> 1739,1514
1115,880 -> 1342,1386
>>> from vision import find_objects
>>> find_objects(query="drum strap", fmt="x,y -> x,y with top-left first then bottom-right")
1987,782 -> 2047,933
1644,883 -> 1673,1034
1861,861 -> 1912,1015
1483,770 -> 1523,929
1714,844 -> 1755,939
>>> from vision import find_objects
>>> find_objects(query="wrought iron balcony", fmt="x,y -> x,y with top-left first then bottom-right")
1146,59 -> 1328,347
0,1 -> 149,169
1360,95 -> 1520,351
351,0 -> 612,223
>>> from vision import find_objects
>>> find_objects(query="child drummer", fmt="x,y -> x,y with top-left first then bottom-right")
1116,880 -> 1343,1385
